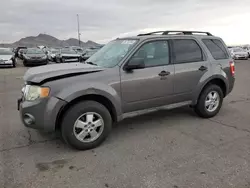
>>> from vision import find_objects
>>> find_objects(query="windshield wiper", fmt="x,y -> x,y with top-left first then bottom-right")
85,62 -> 98,66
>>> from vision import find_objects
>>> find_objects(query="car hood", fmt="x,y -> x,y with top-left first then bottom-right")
24,63 -> 105,84
233,51 -> 248,55
61,53 -> 80,57
0,54 -> 13,60
25,54 -> 45,58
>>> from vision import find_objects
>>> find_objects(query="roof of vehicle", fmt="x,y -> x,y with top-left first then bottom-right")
118,30 -> 221,41
0,47 -> 11,50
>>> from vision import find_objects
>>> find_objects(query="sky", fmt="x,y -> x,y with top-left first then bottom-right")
1,0 -> 250,45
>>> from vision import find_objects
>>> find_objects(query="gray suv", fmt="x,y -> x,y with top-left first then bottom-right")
18,31 -> 235,150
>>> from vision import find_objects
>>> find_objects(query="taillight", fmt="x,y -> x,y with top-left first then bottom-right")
229,61 -> 235,76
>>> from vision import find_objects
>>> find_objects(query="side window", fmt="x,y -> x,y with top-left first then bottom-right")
173,39 -> 203,64
202,39 -> 229,60
132,40 -> 169,67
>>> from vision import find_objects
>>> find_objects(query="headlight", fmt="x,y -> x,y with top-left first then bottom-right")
23,85 -> 50,101
42,55 -> 47,59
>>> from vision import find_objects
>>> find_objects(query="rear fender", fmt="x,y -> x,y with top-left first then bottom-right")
192,74 -> 228,105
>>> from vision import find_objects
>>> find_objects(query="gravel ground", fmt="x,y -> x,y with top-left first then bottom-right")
0,60 -> 250,188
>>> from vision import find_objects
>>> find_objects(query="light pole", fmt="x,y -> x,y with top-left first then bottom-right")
77,14 -> 81,47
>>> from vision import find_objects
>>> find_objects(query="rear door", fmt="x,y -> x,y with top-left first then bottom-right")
171,39 -> 209,99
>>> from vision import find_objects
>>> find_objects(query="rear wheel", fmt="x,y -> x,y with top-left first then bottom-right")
195,84 -> 223,118
61,101 -> 112,150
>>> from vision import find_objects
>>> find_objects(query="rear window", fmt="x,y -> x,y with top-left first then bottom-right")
202,39 -> 228,60
172,39 -> 203,64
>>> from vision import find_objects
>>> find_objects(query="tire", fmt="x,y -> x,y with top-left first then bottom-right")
61,101 -> 112,150
61,57 -> 65,63
195,84 -> 223,118
23,60 -> 27,67
43,60 -> 48,65
12,59 -> 16,68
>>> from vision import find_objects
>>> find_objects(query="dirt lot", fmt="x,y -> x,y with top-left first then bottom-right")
0,60 -> 250,188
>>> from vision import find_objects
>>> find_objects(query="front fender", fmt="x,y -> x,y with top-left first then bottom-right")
55,82 -> 123,119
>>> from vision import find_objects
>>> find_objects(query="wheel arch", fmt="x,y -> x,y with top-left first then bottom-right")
193,76 -> 228,105
55,94 -> 120,131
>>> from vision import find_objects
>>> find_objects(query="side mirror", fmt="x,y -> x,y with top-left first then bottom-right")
125,58 -> 145,71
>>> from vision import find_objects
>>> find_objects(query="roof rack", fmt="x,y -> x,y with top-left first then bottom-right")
137,30 -> 212,36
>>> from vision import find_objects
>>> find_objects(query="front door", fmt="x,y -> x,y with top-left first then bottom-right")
120,40 -> 174,113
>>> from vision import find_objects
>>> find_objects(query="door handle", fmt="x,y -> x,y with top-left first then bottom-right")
158,71 -> 170,76
199,66 -> 208,71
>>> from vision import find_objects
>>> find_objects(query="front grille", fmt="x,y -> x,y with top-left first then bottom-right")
65,56 -> 79,59
31,57 -> 41,60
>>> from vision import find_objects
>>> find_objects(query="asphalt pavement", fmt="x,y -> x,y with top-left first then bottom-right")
0,60 -> 250,188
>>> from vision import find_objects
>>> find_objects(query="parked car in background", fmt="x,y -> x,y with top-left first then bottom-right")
18,30 -> 235,150
71,46 -> 85,61
230,48 -> 248,60
0,48 -> 16,67
242,46 -> 250,57
47,48 -> 59,62
82,48 -> 100,61
71,46 -> 83,53
18,48 -> 28,60
14,47 -> 27,59
55,48 -> 81,63
22,48 -> 48,66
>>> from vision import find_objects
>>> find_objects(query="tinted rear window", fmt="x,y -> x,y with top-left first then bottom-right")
173,39 -> 203,64
202,39 -> 228,60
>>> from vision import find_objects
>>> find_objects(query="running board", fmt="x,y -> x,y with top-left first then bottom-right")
122,101 -> 192,119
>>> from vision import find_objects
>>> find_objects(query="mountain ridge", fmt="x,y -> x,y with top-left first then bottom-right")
0,34 -> 100,49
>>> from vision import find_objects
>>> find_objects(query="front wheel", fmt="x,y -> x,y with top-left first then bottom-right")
23,60 -> 27,67
195,84 -> 223,118
61,101 -> 112,150
12,59 -> 16,67
44,59 -> 49,65
61,57 -> 65,63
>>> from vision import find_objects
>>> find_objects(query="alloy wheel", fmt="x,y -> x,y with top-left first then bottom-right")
205,91 -> 220,112
73,112 -> 104,143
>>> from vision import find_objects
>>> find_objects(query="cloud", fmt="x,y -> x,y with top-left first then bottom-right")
0,0 -> 249,45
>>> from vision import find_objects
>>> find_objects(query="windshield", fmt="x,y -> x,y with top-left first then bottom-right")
26,48 -> 44,54
51,50 -> 59,53
74,49 -> 84,53
86,39 -> 137,68
61,49 -> 77,54
0,48 -> 13,55
233,48 -> 243,52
